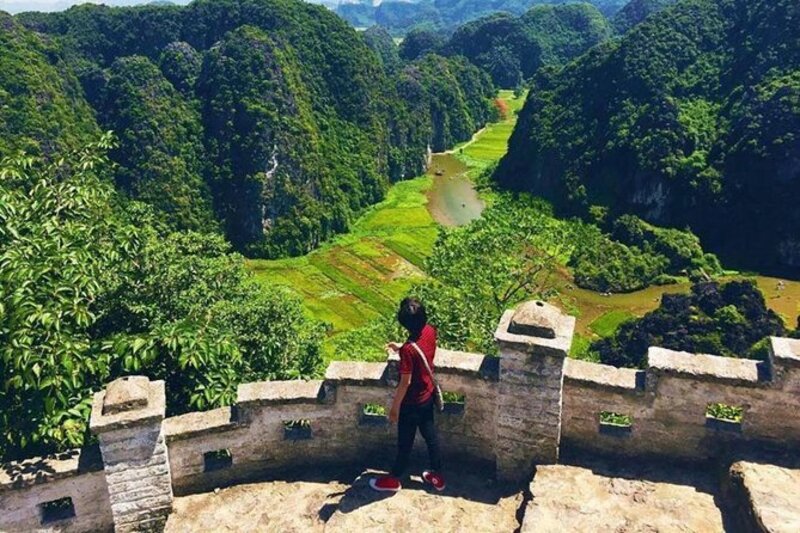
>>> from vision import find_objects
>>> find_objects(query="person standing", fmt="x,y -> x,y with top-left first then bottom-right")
370,297 -> 446,492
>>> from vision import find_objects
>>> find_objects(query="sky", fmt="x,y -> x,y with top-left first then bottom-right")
0,0 -> 355,14
0,0 -> 189,14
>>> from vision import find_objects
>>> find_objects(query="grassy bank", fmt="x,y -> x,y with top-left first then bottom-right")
454,89 -> 526,174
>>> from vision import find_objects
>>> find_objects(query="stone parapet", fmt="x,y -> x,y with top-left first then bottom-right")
647,347 -> 765,387
0,446 -> 113,533
494,301 -> 575,482
562,336 -> 800,460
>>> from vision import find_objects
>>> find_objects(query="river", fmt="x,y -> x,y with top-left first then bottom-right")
425,153 -> 485,227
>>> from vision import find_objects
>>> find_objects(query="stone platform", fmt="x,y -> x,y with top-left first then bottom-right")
165,464 -> 522,532
523,457 -> 727,532
728,460 -> 800,533
164,457 -> 756,532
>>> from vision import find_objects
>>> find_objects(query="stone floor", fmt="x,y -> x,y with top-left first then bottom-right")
523,457 -> 727,532
729,460 -> 800,533
165,457 -> 799,532
165,465 -> 522,532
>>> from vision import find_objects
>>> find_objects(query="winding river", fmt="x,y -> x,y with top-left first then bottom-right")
425,153 -> 485,227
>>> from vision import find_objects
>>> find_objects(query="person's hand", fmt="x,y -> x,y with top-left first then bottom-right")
385,342 -> 402,352
389,405 -> 399,424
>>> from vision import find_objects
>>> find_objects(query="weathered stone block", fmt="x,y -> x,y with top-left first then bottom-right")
90,378 -> 166,435
103,376 -> 150,415
508,300 -> 560,338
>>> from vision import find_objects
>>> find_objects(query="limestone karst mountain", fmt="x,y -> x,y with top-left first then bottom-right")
496,0 -> 800,274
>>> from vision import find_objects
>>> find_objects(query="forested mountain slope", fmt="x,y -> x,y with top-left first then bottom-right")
7,0 -> 495,257
444,3 -> 613,87
496,0 -> 800,274
612,0 -> 677,33
0,13 -> 98,156
338,0 -> 628,34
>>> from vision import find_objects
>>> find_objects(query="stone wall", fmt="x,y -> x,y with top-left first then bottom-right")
0,447 -> 113,532
2,300 -> 800,532
561,338 -> 800,459
164,349 -> 499,496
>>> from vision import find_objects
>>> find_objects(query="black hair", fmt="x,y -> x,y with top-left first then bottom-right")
397,297 -> 427,338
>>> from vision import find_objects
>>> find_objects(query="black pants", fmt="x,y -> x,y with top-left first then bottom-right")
391,398 -> 442,477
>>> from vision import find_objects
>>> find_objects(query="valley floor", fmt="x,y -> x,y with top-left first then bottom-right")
248,89 -> 800,364
246,90 -> 527,359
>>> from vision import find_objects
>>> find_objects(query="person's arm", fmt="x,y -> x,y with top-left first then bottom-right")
385,342 -> 402,352
389,373 -> 411,424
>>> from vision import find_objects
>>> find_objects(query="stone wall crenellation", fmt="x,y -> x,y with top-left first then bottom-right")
2,301 -> 799,532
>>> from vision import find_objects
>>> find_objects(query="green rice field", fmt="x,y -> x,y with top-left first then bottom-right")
247,177 -> 436,334
248,88 -> 800,361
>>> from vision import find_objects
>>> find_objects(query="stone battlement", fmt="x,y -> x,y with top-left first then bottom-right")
2,301 -> 799,532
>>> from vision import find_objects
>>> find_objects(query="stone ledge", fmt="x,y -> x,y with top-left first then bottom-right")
386,348 -> 499,381
324,362 -> 390,386
0,445 -> 103,491
163,407 -> 240,443
494,309 -> 575,358
237,379 -> 327,407
647,347 -> 763,387
564,359 -> 643,394
437,349 -> 500,381
771,337 -> 800,369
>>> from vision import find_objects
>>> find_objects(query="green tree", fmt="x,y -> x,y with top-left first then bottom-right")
418,196 -> 573,352
0,138 -> 323,461
591,281 -> 787,368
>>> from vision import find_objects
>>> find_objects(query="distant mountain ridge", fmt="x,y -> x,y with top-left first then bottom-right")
338,0 -> 629,33
442,3 -> 613,87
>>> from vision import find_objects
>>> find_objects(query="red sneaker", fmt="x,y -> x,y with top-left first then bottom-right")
369,475 -> 401,492
422,470 -> 446,491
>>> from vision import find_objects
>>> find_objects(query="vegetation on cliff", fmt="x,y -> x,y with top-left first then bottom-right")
496,0 -> 800,274
102,55 -> 217,232
612,0 -> 677,33
11,0 -> 496,257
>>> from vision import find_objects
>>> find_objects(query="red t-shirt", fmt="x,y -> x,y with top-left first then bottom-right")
398,324 -> 437,405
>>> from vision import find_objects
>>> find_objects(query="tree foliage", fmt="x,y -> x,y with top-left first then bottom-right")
570,214 -> 723,292
0,139 -> 323,461
416,196 -> 574,353
591,281 -> 787,368
362,25 -> 402,73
